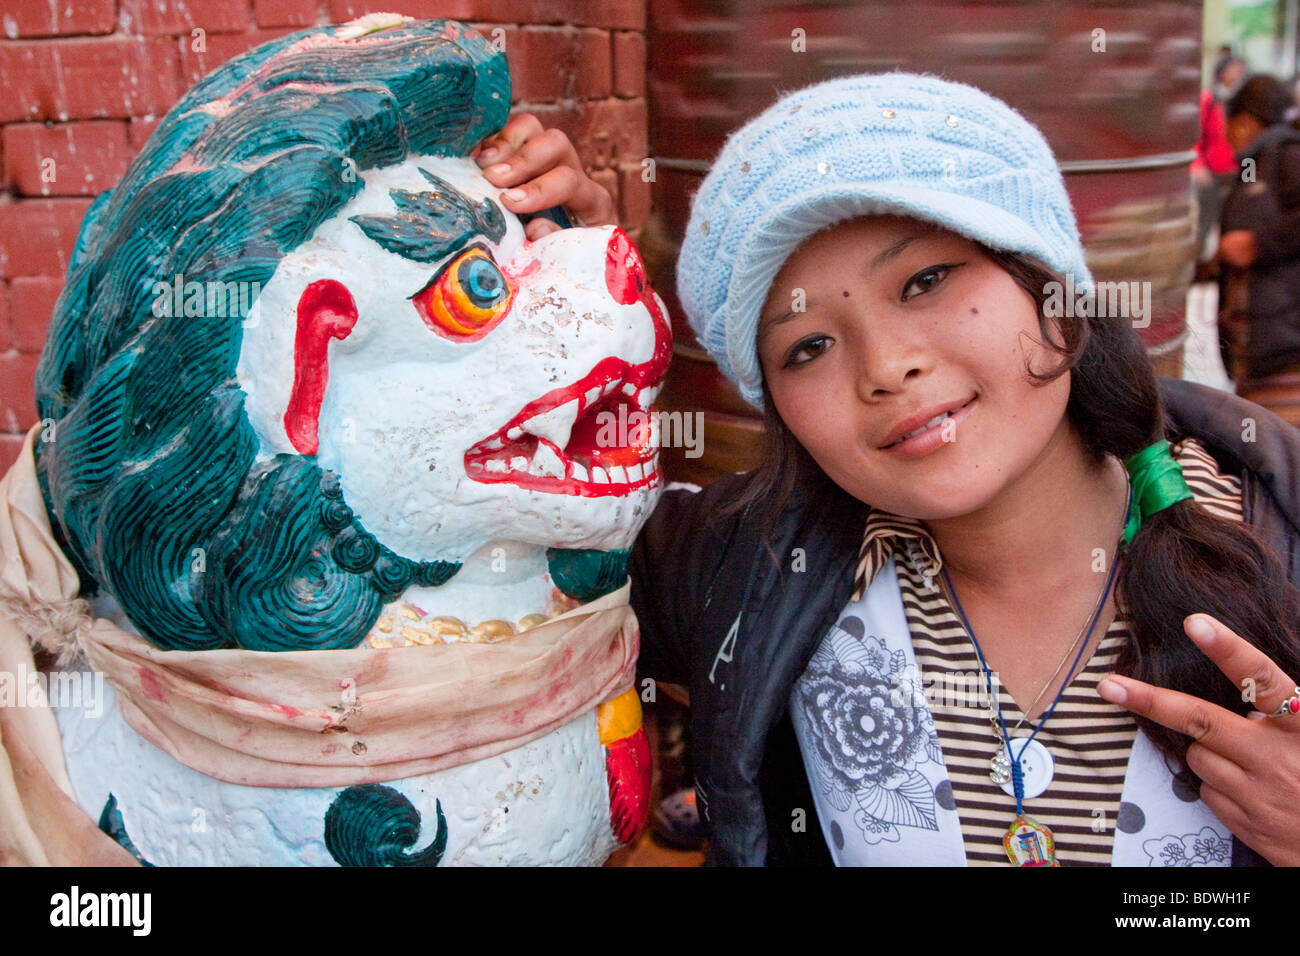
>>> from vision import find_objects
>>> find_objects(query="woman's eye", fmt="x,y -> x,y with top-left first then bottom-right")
784,334 -> 832,367
411,245 -> 515,341
902,264 -> 955,301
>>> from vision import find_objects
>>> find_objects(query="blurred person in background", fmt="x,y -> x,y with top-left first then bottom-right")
1217,74 -> 1300,383
1215,54 -> 1247,101
1194,56 -> 1248,272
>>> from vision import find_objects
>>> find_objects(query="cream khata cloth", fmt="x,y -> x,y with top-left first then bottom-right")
0,424 -> 638,866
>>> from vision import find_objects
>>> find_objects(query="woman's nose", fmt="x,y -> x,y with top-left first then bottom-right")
853,322 -> 931,399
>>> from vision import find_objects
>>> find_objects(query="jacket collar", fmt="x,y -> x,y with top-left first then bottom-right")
1158,378 -> 1300,584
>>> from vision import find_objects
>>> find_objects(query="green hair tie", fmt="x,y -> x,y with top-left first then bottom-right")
1120,439 -> 1194,549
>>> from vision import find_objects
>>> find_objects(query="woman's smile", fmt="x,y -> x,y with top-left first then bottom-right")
877,394 -> 979,458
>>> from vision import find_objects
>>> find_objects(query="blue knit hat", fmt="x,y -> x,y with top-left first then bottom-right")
676,72 -> 1093,409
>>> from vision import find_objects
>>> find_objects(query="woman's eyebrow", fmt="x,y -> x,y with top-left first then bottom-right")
871,233 -> 924,271
759,231 -> 933,338
759,306 -> 799,339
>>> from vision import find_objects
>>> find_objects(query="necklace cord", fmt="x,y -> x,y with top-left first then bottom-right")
940,478 -> 1131,815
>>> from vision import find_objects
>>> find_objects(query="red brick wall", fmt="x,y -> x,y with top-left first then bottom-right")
0,0 -> 650,473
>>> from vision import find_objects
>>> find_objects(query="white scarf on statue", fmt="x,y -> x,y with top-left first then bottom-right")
789,555 -> 1234,867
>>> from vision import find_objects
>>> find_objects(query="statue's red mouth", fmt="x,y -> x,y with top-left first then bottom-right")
464,357 -> 663,496
464,228 -> 672,498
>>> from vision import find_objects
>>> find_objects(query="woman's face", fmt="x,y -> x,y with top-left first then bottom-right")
757,215 -> 1073,520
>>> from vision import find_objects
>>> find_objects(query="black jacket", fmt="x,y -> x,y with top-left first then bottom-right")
630,379 -> 1300,866
1221,121 -> 1300,377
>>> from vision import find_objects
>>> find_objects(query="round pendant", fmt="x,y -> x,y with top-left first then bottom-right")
997,736 -> 1055,799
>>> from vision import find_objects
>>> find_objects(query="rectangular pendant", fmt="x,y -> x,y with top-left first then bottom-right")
1003,814 -> 1059,867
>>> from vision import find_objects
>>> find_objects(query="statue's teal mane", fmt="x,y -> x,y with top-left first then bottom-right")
33,19 -> 510,651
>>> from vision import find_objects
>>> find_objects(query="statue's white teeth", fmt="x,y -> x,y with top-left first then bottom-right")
590,465 -> 610,483
529,442 -> 565,479
520,399 -> 579,449
626,462 -> 643,482
570,462 -> 589,482
606,464 -> 627,483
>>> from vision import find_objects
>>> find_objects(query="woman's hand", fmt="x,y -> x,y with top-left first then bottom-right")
1098,613 -> 1300,865
471,113 -> 618,241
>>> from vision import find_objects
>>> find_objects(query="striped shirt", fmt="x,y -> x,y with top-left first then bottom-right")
845,437 -> 1243,865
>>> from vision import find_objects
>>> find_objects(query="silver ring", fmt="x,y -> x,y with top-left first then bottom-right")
1267,687 -> 1300,718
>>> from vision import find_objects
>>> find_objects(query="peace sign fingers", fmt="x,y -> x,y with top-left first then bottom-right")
1097,672 -> 1256,766
1180,613 -> 1300,723
1096,613 -> 1300,866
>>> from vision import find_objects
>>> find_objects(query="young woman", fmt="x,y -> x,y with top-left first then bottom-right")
475,73 -> 1300,867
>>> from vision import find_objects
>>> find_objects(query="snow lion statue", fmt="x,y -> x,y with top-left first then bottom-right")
0,13 -> 667,866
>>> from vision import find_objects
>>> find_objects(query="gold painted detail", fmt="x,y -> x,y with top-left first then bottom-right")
597,687 -> 643,745
365,604 -> 559,648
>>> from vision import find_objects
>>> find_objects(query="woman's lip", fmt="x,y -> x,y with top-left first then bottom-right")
880,396 -> 978,457
878,395 -> 978,449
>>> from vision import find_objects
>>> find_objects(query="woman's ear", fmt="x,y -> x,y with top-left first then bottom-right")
284,279 -> 358,456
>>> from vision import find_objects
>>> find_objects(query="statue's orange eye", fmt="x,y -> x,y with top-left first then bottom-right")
411,245 -> 515,341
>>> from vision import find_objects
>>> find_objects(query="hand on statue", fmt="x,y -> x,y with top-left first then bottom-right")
1097,613 -> 1300,866
473,113 -> 618,241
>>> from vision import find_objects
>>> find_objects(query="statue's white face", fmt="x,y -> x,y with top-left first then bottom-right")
237,156 -> 669,563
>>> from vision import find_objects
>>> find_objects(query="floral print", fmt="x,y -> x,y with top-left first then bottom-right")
1143,825 -> 1232,867
792,619 -> 944,844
